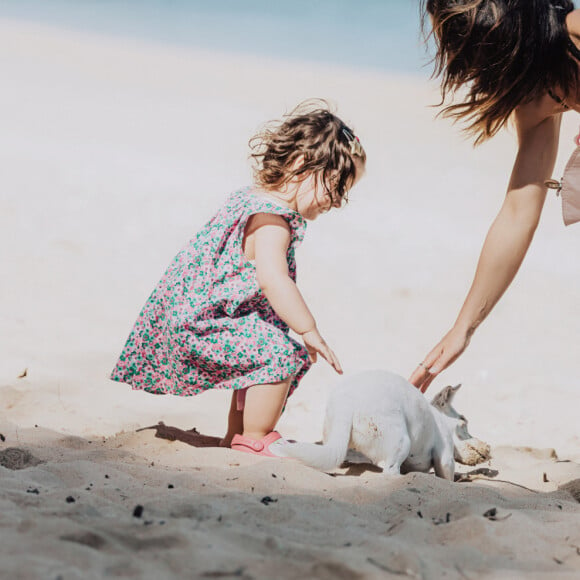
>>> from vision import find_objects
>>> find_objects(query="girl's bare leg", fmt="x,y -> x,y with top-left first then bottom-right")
220,391 -> 244,447
242,378 -> 292,441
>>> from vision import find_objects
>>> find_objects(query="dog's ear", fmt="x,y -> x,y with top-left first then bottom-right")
431,384 -> 461,409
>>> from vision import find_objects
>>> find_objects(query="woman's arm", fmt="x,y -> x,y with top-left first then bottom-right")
249,213 -> 342,373
410,108 -> 561,392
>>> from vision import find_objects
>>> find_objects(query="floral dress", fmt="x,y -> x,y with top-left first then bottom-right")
111,187 -> 311,399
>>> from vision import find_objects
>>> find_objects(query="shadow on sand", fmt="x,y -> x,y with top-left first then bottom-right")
136,422 -> 222,448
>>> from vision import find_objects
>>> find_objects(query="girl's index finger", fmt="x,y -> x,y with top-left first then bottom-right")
322,346 -> 342,374
331,351 -> 343,374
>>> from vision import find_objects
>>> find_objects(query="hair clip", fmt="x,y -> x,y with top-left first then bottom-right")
341,127 -> 364,157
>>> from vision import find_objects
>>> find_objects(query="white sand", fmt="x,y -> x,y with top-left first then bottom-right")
1,19 -> 579,579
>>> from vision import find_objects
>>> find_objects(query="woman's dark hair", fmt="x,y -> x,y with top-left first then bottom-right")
423,0 -> 577,143
249,99 -> 366,203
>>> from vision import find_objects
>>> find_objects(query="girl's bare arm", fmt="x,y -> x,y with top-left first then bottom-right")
249,213 -> 342,373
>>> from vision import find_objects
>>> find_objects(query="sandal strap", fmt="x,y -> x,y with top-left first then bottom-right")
231,431 -> 282,453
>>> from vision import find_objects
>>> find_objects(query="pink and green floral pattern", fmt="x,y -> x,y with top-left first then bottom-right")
111,187 -> 311,398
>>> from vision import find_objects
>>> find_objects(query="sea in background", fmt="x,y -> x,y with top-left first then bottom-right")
0,0 -> 431,75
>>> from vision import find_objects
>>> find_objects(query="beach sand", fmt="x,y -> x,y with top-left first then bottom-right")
1,18 -> 579,579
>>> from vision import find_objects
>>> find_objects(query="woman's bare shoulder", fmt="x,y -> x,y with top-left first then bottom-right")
515,96 -> 563,134
566,9 -> 580,40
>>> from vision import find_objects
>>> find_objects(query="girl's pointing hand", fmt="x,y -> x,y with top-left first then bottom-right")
301,328 -> 343,374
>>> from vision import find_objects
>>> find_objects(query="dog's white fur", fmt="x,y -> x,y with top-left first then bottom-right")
281,370 -> 490,480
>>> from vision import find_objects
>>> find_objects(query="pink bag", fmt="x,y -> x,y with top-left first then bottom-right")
546,145 -> 580,226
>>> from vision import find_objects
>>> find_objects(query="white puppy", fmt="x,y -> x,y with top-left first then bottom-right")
282,370 -> 490,480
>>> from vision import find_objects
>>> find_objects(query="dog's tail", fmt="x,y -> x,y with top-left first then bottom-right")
282,404 -> 353,472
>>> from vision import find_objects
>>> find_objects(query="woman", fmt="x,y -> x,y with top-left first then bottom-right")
410,0 -> 580,392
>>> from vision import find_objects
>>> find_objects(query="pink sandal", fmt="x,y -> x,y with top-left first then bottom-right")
230,431 -> 286,457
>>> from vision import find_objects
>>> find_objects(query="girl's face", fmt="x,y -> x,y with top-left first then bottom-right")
294,159 -> 365,221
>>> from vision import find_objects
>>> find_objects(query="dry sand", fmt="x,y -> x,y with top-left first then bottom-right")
1,18 -> 579,579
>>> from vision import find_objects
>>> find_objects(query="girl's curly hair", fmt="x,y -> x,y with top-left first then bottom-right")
423,0 -> 578,144
249,99 -> 366,203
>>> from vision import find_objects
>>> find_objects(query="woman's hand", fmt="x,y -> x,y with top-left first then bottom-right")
409,326 -> 472,393
301,328 -> 343,374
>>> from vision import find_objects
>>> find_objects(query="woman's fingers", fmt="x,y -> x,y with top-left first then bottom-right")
409,360 -> 438,392
409,329 -> 471,392
408,343 -> 446,391
419,372 -> 437,393
409,365 -> 429,389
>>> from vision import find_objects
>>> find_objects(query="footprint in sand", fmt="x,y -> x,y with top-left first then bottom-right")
0,447 -> 42,470
60,531 -> 107,550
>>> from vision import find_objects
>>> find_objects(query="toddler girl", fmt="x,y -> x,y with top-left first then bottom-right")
111,100 -> 366,457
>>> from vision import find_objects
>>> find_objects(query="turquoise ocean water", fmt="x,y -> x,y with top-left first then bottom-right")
0,0 -> 430,75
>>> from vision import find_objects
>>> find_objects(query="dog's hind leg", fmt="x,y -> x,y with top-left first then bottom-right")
283,398 -> 353,471
433,449 -> 455,481
369,418 -> 411,476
